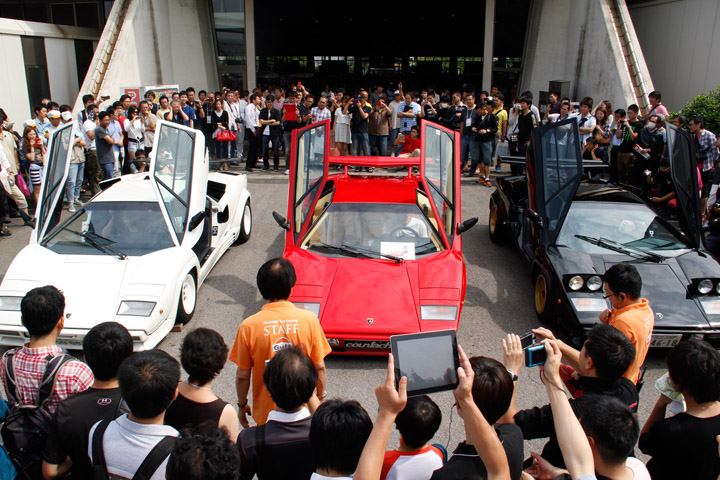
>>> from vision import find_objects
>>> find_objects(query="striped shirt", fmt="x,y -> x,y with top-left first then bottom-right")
696,129 -> 718,171
310,107 -> 332,124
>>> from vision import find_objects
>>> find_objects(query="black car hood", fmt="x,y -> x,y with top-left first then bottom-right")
551,247 -> 712,329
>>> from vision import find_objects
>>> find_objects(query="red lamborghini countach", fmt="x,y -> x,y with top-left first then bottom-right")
272,119 -> 477,354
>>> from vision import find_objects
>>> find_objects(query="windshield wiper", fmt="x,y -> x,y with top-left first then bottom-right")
341,244 -> 404,263
575,235 -> 664,263
65,228 -> 127,260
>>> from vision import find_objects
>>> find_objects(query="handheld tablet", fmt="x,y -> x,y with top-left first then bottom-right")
390,330 -> 459,396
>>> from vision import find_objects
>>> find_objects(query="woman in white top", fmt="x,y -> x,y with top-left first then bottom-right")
334,96 -> 352,156
124,106 -> 146,173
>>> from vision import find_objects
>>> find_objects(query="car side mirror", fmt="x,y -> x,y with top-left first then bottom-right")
272,211 -> 290,231
527,209 -> 544,229
456,217 -> 478,235
189,211 -> 205,231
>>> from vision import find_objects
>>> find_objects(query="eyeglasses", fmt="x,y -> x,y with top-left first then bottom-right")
603,292 -> 618,300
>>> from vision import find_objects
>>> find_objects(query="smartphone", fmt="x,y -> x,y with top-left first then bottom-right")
524,344 -> 547,367
390,330 -> 459,396
520,331 -> 536,349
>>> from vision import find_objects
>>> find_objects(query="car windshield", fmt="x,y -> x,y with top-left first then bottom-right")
43,201 -> 175,256
302,203 -> 445,258
556,202 -> 691,256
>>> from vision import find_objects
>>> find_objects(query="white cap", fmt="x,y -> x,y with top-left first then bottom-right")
24,119 -> 36,128
61,111 -> 73,121
48,110 -> 61,119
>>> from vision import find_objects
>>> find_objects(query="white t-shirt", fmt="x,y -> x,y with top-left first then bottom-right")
335,107 -> 351,125
82,119 -> 97,150
124,117 -> 145,141
88,414 -> 179,480
383,446 -> 444,480
575,113 -> 597,144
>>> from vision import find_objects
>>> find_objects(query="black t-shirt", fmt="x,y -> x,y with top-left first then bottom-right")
43,387 -> 126,479
639,412 -> 720,480
422,102 -> 438,123
430,423 -> 524,480
349,104 -> 372,133
617,120 -> 644,153
517,111 -> 537,143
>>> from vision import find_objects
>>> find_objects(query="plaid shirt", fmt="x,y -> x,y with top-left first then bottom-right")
0,344 -> 93,414
310,107 -> 332,124
697,129 -> 718,171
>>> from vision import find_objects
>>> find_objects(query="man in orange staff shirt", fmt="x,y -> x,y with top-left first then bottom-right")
230,258 -> 332,427
599,262 -> 654,385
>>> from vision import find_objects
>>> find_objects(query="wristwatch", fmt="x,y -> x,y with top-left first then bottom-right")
506,370 -> 519,382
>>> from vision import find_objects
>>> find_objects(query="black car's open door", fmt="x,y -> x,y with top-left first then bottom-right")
527,117 -> 583,246
666,123 -> 703,248
287,119 -> 330,243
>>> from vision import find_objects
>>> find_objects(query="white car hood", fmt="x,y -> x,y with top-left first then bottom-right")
1,245 -> 179,331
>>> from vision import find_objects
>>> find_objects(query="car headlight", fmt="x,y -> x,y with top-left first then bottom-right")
715,282 -> 720,295
294,302 -> 321,317
586,276 -> 602,291
571,297 -> 608,312
568,276 -> 584,291
698,279 -> 713,295
700,298 -> 720,315
117,301 -> 156,317
420,305 -> 458,321
0,296 -> 22,311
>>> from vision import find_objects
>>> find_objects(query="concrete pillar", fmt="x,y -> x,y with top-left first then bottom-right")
482,0 -> 495,92
244,0 -> 256,89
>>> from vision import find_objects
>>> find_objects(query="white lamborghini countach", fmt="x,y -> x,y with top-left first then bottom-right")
0,120 -> 252,350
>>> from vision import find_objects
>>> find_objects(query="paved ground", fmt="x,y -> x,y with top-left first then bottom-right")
0,165 -> 668,459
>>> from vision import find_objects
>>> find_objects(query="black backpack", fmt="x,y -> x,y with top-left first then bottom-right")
91,419 -> 176,480
1,349 -> 73,480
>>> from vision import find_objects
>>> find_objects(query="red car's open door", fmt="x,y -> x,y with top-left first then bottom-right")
418,120 -> 460,249
286,119 -> 330,243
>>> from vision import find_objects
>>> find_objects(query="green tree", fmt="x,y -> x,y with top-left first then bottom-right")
679,87 -> 720,134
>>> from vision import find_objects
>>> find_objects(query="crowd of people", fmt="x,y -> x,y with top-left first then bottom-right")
0,258 -> 717,480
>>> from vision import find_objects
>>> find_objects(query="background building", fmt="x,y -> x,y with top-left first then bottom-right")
0,0 -> 716,124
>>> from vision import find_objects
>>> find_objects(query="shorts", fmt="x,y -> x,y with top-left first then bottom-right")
128,141 -> 144,154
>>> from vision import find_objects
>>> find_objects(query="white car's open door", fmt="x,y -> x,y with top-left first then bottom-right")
149,120 -> 207,247
32,123 -> 74,245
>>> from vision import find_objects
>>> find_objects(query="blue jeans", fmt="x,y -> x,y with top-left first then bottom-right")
215,139 -> 228,159
389,128 -> 401,156
369,135 -> 388,156
461,134 -> 474,170
66,162 -> 84,202
100,163 -> 113,181
351,132 -> 370,156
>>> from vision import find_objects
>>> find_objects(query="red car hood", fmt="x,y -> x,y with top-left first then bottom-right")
286,248 -> 464,336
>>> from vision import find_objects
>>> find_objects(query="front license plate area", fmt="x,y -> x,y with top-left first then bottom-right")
650,334 -> 682,348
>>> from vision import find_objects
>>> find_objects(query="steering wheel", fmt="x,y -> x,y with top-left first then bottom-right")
389,226 -> 419,237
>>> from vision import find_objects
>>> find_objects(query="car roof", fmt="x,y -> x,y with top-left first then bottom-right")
92,174 -> 159,203
574,184 -> 645,204
331,174 -> 418,204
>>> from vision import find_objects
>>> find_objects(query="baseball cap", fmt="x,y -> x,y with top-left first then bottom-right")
61,111 -> 72,121
24,119 -> 36,128
48,110 -> 61,119
394,90 -> 401,96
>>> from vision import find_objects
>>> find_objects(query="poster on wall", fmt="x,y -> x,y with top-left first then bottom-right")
122,87 -> 142,106
143,85 -> 180,102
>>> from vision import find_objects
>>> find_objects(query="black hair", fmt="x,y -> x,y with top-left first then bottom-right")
520,90 -> 533,100
185,87 -> 195,94
614,108 -> 626,118
649,91 -> 661,101
127,105 -> 138,117
394,395 -> 441,449
198,90 -> 207,96
469,356 -> 513,424
159,95 -> 168,102
119,95 -> 130,102
667,339 -> 720,403
118,349 -> 180,419
20,286 -> 65,338
179,91 -> 188,97
86,103 -> 98,113
659,158 -> 670,167
112,101 -> 122,109
519,97 -> 532,106
97,111 -> 110,121
674,114 -> 687,126
476,101 -> 488,110
440,94 -> 451,103
83,322 -> 133,381
166,424 -> 239,480
46,101 -> 59,111
249,93 -> 260,103
580,98 -> 593,109
578,395 -> 639,465
310,400 -> 373,476
82,94 -> 95,105
604,262 -> 642,299
180,328 -> 228,385
257,258 -> 296,301
59,104 -> 72,113
34,104 -> 46,114
583,324 -> 635,380
628,104 -> 639,113
410,125 -> 420,134
145,91 -> 155,98
690,117 -> 704,128
264,345 -> 317,410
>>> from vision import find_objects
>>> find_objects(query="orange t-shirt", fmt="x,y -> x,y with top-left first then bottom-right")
609,298 -> 654,384
229,301 -> 332,425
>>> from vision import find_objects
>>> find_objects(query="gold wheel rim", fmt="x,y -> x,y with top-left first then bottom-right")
489,206 -> 497,234
535,275 -> 547,314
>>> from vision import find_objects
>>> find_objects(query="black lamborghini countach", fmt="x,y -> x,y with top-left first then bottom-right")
489,118 -> 720,348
